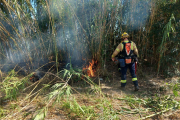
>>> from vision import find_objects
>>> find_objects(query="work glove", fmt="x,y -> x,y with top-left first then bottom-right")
112,57 -> 115,61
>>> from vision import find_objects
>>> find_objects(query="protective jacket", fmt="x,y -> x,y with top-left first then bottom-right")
111,39 -> 139,90
111,40 -> 139,59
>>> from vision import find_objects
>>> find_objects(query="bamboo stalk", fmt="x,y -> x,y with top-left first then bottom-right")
138,107 -> 174,120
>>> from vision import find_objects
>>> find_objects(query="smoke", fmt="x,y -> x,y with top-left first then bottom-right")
122,0 -> 151,31
1,0 -> 88,71
0,0 -> 153,73
55,23 -> 88,67
49,0 -> 91,66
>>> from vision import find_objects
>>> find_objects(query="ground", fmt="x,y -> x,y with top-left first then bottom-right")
0,61 -> 180,120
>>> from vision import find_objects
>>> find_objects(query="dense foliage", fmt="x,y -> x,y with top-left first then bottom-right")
0,0 -> 179,77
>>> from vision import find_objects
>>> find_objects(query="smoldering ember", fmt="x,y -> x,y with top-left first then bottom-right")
0,0 -> 180,120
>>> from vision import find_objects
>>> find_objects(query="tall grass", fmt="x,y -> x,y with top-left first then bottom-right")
0,0 -> 179,76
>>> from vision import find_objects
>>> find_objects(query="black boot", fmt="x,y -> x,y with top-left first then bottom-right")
120,86 -> 125,90
133,81 -> 139,91
134,86 -> 139,91
121,83 -> 126,90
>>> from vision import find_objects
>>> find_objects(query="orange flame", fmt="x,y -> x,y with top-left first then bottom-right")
83,59 -> 97,77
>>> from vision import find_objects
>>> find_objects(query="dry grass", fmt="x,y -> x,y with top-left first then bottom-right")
0,64 -> 179,120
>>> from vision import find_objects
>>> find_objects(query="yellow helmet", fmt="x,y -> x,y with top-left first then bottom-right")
121,32 -> 129,38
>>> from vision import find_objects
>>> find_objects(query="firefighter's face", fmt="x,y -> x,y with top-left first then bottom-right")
122,37 -> 127,40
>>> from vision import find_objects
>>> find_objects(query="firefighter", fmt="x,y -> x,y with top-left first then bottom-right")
111,32 -> 139,91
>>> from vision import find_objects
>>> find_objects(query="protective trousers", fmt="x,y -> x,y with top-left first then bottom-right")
120,62 -> 138,87
118,62 -> 121,73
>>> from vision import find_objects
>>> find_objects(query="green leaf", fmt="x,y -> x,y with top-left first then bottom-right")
173,90 -> 178,97
34,108 -> 47,120
122,107 -> 131,111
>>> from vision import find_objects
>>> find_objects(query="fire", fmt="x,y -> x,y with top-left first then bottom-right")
83,59 -> 97,77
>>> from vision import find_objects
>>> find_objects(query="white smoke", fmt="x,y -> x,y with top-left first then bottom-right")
122,0 -> 151,31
